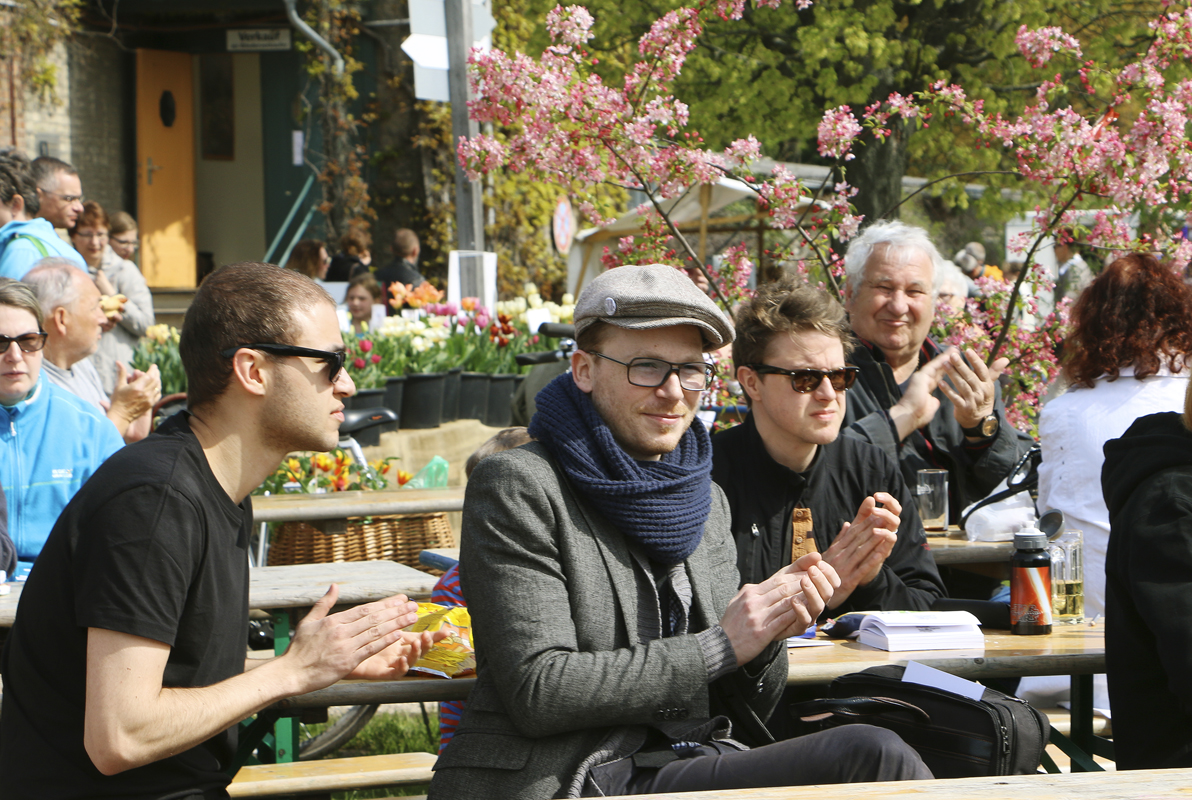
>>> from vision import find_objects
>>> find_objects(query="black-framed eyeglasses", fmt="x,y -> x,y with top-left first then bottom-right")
745,364 -> 859,393
0,332 -> 48,354
220,343 -> 347,383
590,352 -> 714,391
111,236 -> 139,251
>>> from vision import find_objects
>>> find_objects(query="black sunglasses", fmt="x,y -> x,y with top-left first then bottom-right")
0,332 -> 48,354
745,364 -> 859,393
220,343 -> 347,383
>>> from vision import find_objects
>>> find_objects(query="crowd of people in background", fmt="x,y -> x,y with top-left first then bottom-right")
2,136 -> 1192,797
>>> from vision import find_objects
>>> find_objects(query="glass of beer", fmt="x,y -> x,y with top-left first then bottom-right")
1049,529 -> 1084,624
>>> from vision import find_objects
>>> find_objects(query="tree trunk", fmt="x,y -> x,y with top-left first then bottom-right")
847,117 -> 912,225
367,0 -> 435,270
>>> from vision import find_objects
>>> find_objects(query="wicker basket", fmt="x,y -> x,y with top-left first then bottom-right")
268,512 -> 455,571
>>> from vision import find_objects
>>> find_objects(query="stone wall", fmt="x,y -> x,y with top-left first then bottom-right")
19,43 -> 72,164
68,37 -> 136,217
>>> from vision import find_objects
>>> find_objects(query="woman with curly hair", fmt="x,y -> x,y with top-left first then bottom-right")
1022,253 -> 1192,711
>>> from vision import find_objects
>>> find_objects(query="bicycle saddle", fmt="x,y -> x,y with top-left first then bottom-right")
339,407 -> 398,435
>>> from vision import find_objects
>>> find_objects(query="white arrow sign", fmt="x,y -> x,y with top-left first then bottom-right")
401,0 -> 496,102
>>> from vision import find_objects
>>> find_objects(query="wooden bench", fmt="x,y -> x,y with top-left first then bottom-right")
602,767 -> 1191,798
228,751 -> 436,798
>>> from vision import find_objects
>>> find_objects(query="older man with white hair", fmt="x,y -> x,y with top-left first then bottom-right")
841,220 -> 1033,522
23,259 -> 160,442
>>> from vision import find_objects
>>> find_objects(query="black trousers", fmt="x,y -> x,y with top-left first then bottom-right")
587,725 -> 933,796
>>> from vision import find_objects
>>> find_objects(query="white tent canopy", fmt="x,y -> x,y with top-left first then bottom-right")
566,177 -> 760,295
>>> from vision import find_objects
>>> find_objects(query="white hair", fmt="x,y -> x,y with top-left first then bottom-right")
842,220 -> 946,293
22,258 -> 86,313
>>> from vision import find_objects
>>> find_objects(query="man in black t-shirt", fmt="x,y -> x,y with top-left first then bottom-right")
0,263 -> 439,799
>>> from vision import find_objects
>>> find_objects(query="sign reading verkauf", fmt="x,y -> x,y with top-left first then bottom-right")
227,29 -> 292,52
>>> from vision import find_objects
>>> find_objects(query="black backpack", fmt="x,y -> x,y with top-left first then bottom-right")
792,664 -> 1049,777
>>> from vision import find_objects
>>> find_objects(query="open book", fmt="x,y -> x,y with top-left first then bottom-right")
858,610 -> 984,652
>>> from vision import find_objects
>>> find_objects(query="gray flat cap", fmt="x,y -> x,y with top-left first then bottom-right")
574,264 -> 734,351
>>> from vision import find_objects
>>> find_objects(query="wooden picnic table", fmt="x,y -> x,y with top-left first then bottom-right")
600,767 -> 1192,800
926,532 -> 1015,565
784,623 -> 1104,686
251,486 -> 466,524
275,624 -> 1104,708
0,560 -> 438,628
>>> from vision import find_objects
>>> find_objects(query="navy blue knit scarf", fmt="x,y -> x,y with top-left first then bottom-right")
528,373 -> 712,565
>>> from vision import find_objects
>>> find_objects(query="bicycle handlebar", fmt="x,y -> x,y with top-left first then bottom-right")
537,322 -> 576,339
516,350 -> 566,366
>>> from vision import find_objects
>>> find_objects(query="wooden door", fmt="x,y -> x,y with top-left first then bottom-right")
136,49 -> 197,288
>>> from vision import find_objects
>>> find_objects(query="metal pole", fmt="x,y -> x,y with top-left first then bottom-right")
445,0 -> 485,252
283,0 -> 345,75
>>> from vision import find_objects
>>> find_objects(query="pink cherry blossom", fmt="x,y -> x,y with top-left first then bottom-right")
1015,24 -> 1082,69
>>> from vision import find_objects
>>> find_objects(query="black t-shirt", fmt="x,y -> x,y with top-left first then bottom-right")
0,413 -> 250,799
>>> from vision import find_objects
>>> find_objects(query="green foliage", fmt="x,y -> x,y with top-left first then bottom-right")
130,325 -> 186,396
0,0 -> 83,103
299,0 -> 375,241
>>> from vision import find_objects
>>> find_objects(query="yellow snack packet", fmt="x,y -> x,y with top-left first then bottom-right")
406,602 -> 476,679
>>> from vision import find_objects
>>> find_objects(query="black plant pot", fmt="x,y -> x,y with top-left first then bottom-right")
347,388 -> 387,446
441,367 -> 463,423
401,372 -> 447,429
484,373 -> 518,428
458,372 -> 490,421
383,375 -> 406,426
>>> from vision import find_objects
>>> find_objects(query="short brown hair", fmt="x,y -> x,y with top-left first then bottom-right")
348,271 -> 383,302
1064,253 -> 1192,388
70,200 -> 109,235
286,239 -> 327,279
732,279 -> 854,397
393,228 -> 419,259
0,277 -> 44,328
109,210 -> 137,237
575,319 -> 611,353
180,262 -> 334,409
340,229 -> 372,257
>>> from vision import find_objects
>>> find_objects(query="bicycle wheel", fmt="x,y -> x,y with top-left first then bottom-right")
298,704 -> 379,760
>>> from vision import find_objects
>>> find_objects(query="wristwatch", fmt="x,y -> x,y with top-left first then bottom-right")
962,413 -> 1000,439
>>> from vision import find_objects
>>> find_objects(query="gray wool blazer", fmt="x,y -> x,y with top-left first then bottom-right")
428,442 -> 788,800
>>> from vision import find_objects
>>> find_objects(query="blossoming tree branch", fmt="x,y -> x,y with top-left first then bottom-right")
457,0 -> 1192,430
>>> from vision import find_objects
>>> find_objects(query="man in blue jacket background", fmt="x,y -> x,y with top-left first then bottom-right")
0,150 -> 87,281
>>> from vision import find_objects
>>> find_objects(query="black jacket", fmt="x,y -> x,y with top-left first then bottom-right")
327,252 -> 366,283
711,413 -> 946,612
843,337 -> 1035,523
1102,411 -> 1192,770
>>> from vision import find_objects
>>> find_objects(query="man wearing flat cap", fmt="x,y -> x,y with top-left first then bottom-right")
429,265 -> 931,799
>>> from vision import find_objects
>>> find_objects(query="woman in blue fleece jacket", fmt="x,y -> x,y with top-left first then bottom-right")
0,279 -> 122,572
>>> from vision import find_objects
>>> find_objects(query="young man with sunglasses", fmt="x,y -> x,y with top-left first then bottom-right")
712,280 -> 945,616
429,264 -> 931,800
1,263 -> 437,799
0,278 -> 122,573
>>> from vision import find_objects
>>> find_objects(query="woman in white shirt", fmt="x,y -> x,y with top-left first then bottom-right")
1026,253 -> 1192,711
